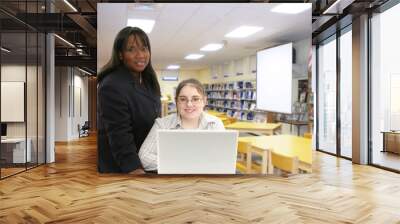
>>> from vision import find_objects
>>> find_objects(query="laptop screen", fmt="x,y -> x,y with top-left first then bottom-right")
157,130 -> 238,174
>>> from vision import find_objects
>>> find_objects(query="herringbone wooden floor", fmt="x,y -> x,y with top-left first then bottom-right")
1,135 -> 400,223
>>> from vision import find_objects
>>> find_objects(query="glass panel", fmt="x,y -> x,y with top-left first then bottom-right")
27,31 -> 38,169
1,31 -> 27,177
0,1 -> 46,178
340,28 -> 352,158
38,32 -> 45,165
318,36 -> 337,154
1,1 -> 28,178
371,3 -> 400,171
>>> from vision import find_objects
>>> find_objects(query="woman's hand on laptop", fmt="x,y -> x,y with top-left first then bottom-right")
129,168 -> 145,175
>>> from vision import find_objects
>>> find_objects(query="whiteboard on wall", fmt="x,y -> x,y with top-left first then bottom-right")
1,82 -> 25,122
256,43 -> 293,114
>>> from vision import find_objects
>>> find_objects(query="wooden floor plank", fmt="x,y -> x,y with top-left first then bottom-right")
1,135 -> 400,223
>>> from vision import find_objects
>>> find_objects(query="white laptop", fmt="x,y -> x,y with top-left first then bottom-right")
157,130 -> 238,174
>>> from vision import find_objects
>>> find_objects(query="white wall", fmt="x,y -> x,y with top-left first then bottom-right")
202,55 -> 257,84
1,65 -> 38,137
73,74 -> 89,138
157,69 -> 204,98
1,65 -> 26,128
55,67 -> 89,141
55,67 -> 68,141
1,64 -> 46,163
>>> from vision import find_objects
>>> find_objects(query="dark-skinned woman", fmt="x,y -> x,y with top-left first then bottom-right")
97,27 -> 161,174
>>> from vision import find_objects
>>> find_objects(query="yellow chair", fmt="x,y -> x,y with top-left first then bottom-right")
236,140 -> 263,174
270,151 -> 299,174
236,140 -> 251,174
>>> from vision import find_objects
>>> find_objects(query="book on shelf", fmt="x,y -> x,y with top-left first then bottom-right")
245,81 -> 253,89
204,80 -> 266,121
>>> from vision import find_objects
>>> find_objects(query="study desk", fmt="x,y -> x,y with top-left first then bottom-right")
239,135 -> 312,174
225,121 -> 282,135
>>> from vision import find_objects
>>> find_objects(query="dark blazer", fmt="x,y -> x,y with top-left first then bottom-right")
97,66 -> 161,173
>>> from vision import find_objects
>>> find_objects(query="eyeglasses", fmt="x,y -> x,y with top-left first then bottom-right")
177,96 -> 203,105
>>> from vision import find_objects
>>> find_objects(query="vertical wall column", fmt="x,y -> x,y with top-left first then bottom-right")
45,0 -> 55,163
352,14 -> 369,164
46,33 -> 55,163
54,67 -> 71,141
88,77 -> 97,131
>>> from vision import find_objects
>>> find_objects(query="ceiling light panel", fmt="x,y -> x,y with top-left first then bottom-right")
225,26 -> 264,38
185,54 -> 204,60
271,3 -> 311,14
200,43 -> 223,52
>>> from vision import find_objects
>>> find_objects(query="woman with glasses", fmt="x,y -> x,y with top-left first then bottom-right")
97,27 -> 161,174
139,78 -> 225,171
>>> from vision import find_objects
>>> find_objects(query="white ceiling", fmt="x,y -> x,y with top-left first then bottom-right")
97,3 -> 311,71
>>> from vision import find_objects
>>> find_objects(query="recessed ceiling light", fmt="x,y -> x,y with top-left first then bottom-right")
162,76 -> 178,81
127,19 -> 155,33
184,54 -> 204,60
225,26 -> 264,38
271,3 -> 311,14
1,47 -> 11,53
167,65 -> 180,70
200,43 -> 223,52
63,0 -> 78,12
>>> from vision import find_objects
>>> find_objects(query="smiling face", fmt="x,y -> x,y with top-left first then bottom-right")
120,35 -> 150,73
176,85 -> 206,121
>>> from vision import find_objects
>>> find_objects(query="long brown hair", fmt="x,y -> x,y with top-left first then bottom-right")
98,26 -> 160,96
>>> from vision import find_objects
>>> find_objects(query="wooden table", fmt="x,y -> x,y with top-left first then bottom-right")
278,120 -> 309,136
239,135 -> 312,174
225,121 -> 282,135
